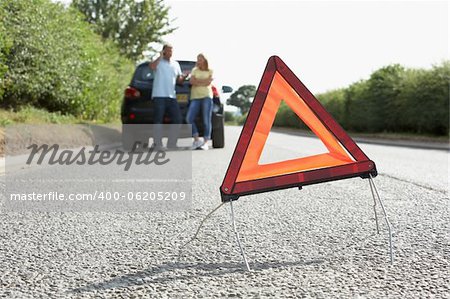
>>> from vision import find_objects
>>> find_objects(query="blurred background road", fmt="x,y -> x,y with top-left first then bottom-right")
0,126 -> 449,298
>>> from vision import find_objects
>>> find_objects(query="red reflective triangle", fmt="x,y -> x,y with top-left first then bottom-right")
220,56 -> 377,201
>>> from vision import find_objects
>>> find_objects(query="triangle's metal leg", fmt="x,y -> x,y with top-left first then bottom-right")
178,202 -> 225,260
369,174 -> 394,264
229,200 -> 251,271
369,176 -> 381,234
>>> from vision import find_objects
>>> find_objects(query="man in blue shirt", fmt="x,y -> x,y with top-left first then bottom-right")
149,44 -> 187,148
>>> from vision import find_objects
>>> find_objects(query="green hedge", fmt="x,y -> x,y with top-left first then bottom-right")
0,4 -> 12,99
0,0 -> 134,121
273,62 -> 449,136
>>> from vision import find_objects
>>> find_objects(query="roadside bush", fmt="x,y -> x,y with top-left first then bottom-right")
342,80 -> 372,132
224,111 -> 236,123
236,114 -> 248,126
274,101 -> 306,129
366,64 -> 404,132
317,88 -> 346,126
0,0 -> 134,121
0,4 -> 12,99
277,62 -> 449,136
394,63 -> 450,135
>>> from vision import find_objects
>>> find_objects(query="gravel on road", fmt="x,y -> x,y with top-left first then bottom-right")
0,126 -> 449,298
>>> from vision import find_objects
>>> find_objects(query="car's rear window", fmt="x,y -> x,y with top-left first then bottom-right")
134,64 -> 153,81
133,61 -> 196,82
179,61 -> 196,73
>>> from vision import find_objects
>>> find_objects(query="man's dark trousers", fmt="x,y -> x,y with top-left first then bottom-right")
152,97 -> 182,148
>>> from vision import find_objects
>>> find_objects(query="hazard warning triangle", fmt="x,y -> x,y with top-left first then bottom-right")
220,56 -> 377,201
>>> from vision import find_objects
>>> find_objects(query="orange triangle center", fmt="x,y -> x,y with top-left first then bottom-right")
237,72 -> 354,182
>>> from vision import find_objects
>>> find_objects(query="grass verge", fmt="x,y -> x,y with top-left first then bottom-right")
0,107 -> 120,156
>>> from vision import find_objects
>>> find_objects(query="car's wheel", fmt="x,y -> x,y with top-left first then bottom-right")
212,114 -> 225,148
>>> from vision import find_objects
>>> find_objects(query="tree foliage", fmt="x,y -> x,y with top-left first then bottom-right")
72,0 -> 175,61
273,101 -> 306,129
224,111 -> 236,123
227,85 -> 256,114
0,5 -> 12,99
394,63 -> 450,135
0,0 -> 134,121
316,88 -> 346,125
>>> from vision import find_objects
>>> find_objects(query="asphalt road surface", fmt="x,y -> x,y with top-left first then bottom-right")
1,126 -> 449,298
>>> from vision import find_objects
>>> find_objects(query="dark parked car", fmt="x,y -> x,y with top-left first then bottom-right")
121,60 -> 232,150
